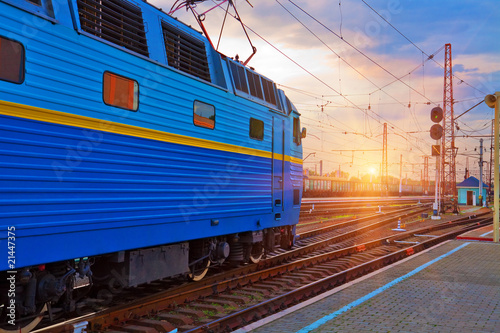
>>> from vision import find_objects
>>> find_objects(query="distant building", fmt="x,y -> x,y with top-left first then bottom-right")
457,176 -> 489,205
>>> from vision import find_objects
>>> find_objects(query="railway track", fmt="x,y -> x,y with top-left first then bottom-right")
190,213 -> 491,333
33,207 -> 490,333
298,198 -> 433,222
296,205 -> 429,241
300,197 -> 432,212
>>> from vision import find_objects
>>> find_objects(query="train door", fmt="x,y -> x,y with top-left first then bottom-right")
272,116 -> 285,219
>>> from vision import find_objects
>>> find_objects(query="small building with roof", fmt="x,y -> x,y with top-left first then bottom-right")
457,176 -> 489,206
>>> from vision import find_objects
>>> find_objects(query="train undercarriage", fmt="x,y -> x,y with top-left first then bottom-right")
0,226 -> 295,332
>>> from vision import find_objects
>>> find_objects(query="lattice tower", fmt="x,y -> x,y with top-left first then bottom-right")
440,43 -> 459,213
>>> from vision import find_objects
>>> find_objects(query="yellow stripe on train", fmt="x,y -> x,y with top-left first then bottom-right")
0,100 -> 303,165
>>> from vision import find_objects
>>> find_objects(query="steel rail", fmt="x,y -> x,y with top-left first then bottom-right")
185,214 -> 492,332
296,205 -> 430,240
34,206 -> 432,332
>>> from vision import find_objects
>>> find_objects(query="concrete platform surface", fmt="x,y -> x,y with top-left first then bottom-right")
237,240 -> 500,333
457,224 -> 498,242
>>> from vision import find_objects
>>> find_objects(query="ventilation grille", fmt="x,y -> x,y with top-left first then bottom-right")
77,0 -> 149,57
162,23 -> 211,82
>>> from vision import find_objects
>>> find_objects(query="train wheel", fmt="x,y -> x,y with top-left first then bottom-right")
0,304 -> 47,333
188,240 -> 211,282
249,242 -> 264,264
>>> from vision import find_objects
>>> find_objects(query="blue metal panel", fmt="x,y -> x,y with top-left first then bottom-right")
0,112 -> 283,269
0,0 -> 302,272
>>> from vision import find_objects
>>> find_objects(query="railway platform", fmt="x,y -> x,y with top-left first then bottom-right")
457,223 -> 499,242
237,237 -> 500,332
456,206 -> 498,242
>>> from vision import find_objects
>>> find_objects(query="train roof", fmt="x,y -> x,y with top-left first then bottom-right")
6,0 -> 298,115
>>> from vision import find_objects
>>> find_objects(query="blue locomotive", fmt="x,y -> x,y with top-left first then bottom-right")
0,0 -> 304,329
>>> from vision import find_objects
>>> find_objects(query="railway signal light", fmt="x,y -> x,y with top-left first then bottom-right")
430,124 -> 443,140
430,106 -> 443,140
432,145 -> 440,156
430,107 -> 443,123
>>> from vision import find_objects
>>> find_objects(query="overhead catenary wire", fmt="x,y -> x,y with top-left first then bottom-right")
275,0 -> 409,110
455,100 -> 484,120
208,0 -> 445,154
211,0 -> 434,146
213,3 -> 385,126
359,0 -> 488,96
368,47 -> 443,95
276,0 -> 439,150
202,0 -> 446,164
172,1 -> 488,180
286,0 -> 438,106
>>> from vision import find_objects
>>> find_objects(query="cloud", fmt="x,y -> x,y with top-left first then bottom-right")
453,64 -> 479,73
150,0 -> 499,179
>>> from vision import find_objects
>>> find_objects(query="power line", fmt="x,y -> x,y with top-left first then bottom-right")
213,4 -> 395,128
275,0 -> 408,110
215,0 -> 437,149
279,0 -> 441,146
368,46 -> 443,95
359,0 -> 487,96
208,0 -> 435,157
455,100 -> 484,120
287,0 -> 437,106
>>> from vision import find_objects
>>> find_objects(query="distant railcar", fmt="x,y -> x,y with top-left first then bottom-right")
303,175 -> 423,197
0,0 -> 304,330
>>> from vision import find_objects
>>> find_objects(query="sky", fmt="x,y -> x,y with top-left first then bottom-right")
154,0 -> 500,182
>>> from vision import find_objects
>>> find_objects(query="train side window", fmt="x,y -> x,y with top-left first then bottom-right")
0,37 -> 25,84
249,118 -> 264,140
293,117 -> 301,145
193,101 -> 215,129
247,70 -> 264,100
261,77 -> 277,106
103,72 -> 139,111
229,61 -> 249,94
